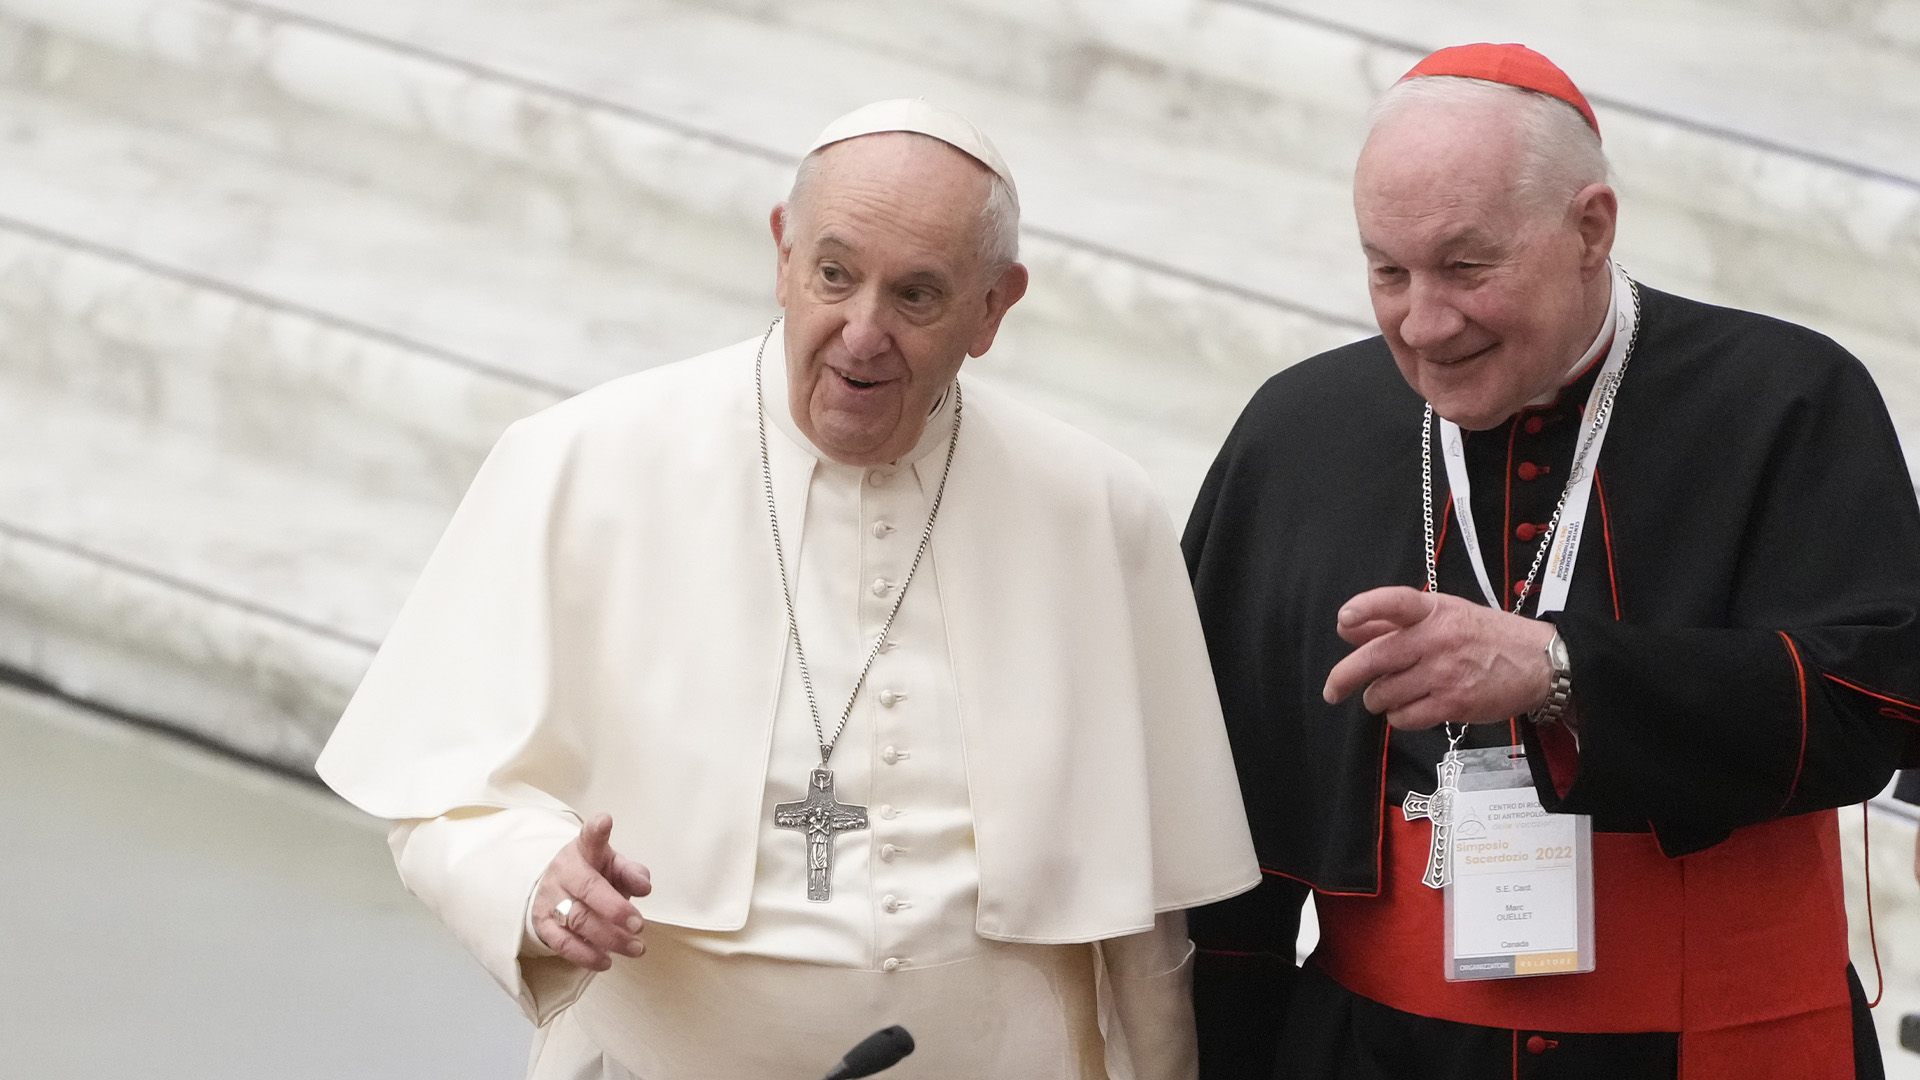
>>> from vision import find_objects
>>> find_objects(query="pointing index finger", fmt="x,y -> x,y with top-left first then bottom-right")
1324,587 -> 1435,705
1337,586 -> 1436,637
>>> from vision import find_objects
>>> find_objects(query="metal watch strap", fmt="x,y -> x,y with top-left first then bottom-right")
1529,629 -> 1573,725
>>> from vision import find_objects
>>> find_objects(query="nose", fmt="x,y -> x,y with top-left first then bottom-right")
840,289 -> 892,361
1397,277 -> 1466,354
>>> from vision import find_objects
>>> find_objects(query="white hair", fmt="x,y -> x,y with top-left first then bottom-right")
785,133 -> 1021,275
1367,75 -> 1611,221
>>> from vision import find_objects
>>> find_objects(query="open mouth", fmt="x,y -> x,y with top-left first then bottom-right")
837,370 -> 883,390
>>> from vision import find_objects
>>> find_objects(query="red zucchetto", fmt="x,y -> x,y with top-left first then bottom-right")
1400,43 -> 1600,136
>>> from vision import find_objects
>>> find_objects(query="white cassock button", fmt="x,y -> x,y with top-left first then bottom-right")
871,578 -> 892,597
882,957 -> 905,972
878,689 -> 905,707
872,521 -> 895,538
879,843 -> 899,861
878,804 -> 897,819
868,471 -> 892,488
882,745 -> 910,765
881,894 -> 900,913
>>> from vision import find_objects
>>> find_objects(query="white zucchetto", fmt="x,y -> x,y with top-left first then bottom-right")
804,98 -> 1019,204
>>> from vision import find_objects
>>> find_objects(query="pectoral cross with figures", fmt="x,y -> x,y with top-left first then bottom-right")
1403,747 -> 1465,889
774,767 -> 869,902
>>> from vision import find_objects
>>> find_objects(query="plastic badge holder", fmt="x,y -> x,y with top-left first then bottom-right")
1443,745 -> 1595,981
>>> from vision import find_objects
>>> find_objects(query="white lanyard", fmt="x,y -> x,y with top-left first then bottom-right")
1436,262 -> 1639,617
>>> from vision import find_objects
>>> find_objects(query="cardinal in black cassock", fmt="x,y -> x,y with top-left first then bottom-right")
1184,44 -> 1920,1080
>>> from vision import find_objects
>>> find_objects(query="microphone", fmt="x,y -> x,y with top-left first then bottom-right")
820,1026 -> 915,1079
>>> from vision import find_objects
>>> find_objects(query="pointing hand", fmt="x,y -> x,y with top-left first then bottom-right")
531,813 -> 654,971
1322,586 -> 1557,731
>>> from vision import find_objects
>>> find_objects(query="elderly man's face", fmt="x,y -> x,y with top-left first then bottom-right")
771,134 -> 1027,466
1354,97 -> 1614,430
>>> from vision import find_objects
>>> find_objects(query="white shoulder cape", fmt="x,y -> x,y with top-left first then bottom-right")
318,334 -> 1259,943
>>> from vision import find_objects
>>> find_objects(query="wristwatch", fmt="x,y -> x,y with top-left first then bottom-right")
1529,629 -> 1573,725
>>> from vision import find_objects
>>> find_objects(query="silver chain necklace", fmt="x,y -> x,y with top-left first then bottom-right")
753,317 -> 961,901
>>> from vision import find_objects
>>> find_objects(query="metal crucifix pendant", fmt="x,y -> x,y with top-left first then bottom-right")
1403,747 -> 1465,889
773,767 -> 869,902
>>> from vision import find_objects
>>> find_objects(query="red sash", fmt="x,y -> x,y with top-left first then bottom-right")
1313,809 -> 1855,1079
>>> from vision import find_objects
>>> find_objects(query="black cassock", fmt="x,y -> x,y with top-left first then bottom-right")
1183,285 -> 1920,1079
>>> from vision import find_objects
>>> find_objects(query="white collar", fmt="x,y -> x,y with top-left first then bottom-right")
1526,262 -> 1619,407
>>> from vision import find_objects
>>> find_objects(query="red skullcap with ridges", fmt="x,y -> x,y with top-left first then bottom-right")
1400,43 -> 1600,137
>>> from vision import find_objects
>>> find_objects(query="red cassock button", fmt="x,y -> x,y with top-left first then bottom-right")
1524,416 -> 1545,435
1513,580 -> 1531,598
1517,462 -> 1542,481
1515,523 -> 1538,542
1525,1035 -> 1558,1055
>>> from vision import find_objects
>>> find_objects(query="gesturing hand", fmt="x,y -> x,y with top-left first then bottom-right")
1321,586 -> 1556,731
531,813 -> 654,971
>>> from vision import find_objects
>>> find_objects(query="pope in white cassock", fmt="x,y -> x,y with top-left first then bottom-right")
317,99 -> 1259,1080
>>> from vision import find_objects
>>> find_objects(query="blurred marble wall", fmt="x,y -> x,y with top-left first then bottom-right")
3,0 -> 1917,775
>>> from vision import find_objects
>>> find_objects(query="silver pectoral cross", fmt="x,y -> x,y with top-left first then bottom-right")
773,767 -> 869,902
1403,747 -> 1465,889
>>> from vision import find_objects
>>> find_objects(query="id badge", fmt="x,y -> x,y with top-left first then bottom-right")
1441,746 -> 1594,981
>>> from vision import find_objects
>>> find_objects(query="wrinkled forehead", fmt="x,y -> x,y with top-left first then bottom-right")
1356,99 -> 1530,225
795,134 -> 992,221
789,134 -> 995,264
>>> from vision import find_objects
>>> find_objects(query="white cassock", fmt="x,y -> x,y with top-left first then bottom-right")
318,324 -> 1260,1079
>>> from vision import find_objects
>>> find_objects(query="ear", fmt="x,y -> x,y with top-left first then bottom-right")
966,263 -> 1030,358
770,203 -> 794,308
1568,183 -> 1617,275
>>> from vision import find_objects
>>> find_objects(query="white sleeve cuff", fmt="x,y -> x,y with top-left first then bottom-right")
1095,911 -> 1199,1080
389,807 -> 588,1023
